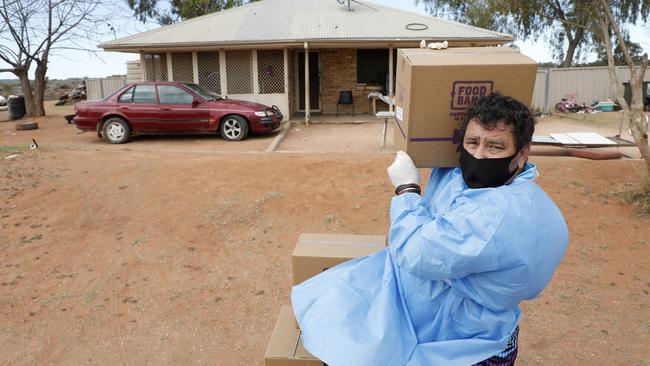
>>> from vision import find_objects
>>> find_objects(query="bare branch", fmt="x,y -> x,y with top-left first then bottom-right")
0,0 -> 113,116
0,0 -> 33,57
598,0 -> 637,73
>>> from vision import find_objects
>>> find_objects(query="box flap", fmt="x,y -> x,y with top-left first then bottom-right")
265,306 -> 300,360
293,233 -> 386,259
295,332 -> 319,360
401,47 -> 535,67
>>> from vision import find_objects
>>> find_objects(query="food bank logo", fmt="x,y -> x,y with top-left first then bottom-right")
450,81 -> 494,110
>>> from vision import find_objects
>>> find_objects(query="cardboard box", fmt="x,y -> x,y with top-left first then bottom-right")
292,233 -> 386,285
394,47 -> 537,168
265,306 -> 324,366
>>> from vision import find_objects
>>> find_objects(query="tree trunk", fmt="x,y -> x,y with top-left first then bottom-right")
14,67 -> 36,117
32,61 -> 47,117
562,41 -> 578,68
595,0 -> 650,174
560,18 -> 584,68
628,66 -> 650,174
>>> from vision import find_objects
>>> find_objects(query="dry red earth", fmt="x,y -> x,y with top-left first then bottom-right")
1,105 -> 649,365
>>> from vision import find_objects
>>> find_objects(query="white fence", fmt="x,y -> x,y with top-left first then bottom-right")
532,66 -> 650,112
86,76 -> 127,101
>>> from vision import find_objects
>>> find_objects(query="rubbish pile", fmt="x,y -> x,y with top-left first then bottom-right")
555,94 -> 621,114
55,83 -> 86,106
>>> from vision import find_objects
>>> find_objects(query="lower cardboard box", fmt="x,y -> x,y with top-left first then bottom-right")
265,306 -> 324,366
292,233 -> 387,286
291,233 -> 387,329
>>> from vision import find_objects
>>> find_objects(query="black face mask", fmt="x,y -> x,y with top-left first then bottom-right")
459,146 -> 519,188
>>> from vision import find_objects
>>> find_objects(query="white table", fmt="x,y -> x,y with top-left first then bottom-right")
376,111 -> 395,149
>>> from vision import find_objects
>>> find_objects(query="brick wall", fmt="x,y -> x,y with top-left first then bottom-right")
319,49 -> 388,115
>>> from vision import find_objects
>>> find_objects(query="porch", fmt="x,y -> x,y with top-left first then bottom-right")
138,46 -> 397,123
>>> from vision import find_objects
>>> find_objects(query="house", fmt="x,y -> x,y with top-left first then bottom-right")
99,0 -> 512,122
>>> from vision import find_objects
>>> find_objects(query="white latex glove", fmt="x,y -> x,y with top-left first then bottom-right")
387,151 -> 419,187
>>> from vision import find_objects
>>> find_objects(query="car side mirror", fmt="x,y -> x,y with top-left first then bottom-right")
192,99 -> 200,107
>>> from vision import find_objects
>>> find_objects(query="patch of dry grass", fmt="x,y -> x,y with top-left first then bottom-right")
612,179 -> 650,216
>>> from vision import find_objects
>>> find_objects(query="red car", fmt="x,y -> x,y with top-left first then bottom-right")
73,81 -> 282,143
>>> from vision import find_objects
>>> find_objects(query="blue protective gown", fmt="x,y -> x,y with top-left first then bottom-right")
292,163 -> 568,366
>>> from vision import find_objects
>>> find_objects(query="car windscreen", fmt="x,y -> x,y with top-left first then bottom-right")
183,83 -> 221,101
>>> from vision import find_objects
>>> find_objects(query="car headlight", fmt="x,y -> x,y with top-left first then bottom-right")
255,111 -> 274,117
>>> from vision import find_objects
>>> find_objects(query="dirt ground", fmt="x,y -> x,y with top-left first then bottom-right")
1,105 -> 649,365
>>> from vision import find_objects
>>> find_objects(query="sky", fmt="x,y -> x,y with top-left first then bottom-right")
1,0 -> 649,80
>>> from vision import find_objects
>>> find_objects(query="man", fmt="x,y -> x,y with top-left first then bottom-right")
292,93 -> 568,366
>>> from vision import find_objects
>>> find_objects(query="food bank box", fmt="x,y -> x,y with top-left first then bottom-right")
394,47 -> 537,168
265,306 -> 324,366
292,233 -> 386,285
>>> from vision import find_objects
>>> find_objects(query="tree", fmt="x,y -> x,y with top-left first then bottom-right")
582,39 -> 646,66
593,0 -> 650,174
126,0 -> 261,25
0,0 -> 110,116
0,0 -> 33,113
416,0 -> 631,68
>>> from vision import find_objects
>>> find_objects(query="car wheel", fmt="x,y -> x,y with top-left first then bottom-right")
102,117 -> 130,144
220,115 -> 249,141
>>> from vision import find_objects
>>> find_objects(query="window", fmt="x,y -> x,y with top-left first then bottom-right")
132,85 -> 156,103
197,51 -> 221,94
226,50 -> 253,94
143,53 -> 168,81
171,52 -> 194,83
356,49 -> 397,89
118,87 -> 134,103
157,85 -> 194,104
257,49 -> 285,94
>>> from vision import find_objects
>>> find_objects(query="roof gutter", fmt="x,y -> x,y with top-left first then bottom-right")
98,37 -> 513,52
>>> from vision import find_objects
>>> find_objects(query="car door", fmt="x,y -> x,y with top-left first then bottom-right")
117,84 -> 159,132
156,84 -> 211,132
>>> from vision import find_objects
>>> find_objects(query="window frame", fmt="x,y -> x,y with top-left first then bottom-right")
117,86 -> 135,103
131,84 -> 158,104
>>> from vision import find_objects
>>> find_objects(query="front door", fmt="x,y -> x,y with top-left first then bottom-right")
298,51 -> 320,111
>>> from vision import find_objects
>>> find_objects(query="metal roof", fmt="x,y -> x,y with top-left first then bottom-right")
99,0 -> 512,51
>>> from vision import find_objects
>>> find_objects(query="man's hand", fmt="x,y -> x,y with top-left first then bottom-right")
387,151 -> 419,187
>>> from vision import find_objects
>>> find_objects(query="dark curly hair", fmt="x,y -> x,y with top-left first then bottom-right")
460,92 -> 535,150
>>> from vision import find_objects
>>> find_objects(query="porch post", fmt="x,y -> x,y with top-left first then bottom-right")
219,50 -> 227,95
140,52 -> 146,81
252,49 -> 260,95
283,48 -> 289,121
389,46 -> 394,112
192,51 -> 199,84
304,41 -> 310,125
166,52 -> 173,81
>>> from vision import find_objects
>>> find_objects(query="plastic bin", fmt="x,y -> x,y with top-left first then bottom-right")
598,102 -> 615,112
8,95 -> 26,120
622,81 -> 650,110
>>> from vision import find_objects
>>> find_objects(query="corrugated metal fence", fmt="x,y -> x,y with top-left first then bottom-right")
532,66 -> 650,112
86,76 -> 127,101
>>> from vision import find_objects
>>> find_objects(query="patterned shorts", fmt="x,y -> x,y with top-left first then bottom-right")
472,326 -> 519,366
